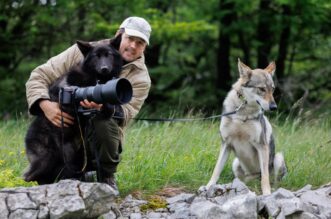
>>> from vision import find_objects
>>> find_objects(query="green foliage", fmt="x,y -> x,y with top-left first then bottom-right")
1,0 -> 331,116
117,118 -> 224,194
140,195 -> 167,212
0,119 -> 36,188
0,169 -> 35,188
274,115 -> 331,189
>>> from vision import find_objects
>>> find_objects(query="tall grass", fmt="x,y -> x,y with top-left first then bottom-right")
273,114 -> 331,189
0,114 -> 330,196
0,118 -> 36,187
117,119 -> 231,195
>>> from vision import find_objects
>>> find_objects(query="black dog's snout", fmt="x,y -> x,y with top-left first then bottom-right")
269,102 -> 277,111
100,66 -> 110,74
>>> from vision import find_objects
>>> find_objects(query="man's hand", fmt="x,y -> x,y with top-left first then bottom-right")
80,99 -> 103,111
39,100 -> 74,128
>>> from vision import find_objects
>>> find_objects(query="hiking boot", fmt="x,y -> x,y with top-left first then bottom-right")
83,171 -> 97,182
101,174 -> 119,192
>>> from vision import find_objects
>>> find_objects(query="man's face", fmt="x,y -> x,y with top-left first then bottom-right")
119,33 -> 147,62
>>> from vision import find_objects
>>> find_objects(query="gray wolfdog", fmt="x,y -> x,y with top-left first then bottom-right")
206,59 -> 287,195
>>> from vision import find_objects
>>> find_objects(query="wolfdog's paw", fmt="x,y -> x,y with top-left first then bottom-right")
22,173 -> 32,182
198,185 -> 208,194
197,183 -> 215,195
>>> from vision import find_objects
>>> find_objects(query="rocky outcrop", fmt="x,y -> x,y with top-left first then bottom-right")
108,179 -> 331,219
0,180 -> 118,219
1,178 -> 330,219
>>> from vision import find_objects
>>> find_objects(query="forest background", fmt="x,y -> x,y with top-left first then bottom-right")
0,0 -> 331,118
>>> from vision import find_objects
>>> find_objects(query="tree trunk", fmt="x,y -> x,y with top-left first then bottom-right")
145,44 -> 161,68
257,0 -> 273,68
276,4 -> 291,80
217,0 -> 236,95
238,31 -> 251,66
273,4 -> 292,103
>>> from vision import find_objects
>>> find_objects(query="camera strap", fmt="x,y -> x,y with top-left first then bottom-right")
58,104 -> 88,175
73,104 -> 88,173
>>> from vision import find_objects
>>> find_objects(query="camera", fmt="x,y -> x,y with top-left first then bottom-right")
59,78 -> 133,107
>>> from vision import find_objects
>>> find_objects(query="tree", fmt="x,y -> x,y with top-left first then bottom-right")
217,0 -> 236,96
256,0 -> 275,68
276,4 -> 291,80
1,0 -> 331,116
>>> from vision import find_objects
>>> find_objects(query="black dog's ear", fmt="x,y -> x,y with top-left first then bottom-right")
111,48 -> 123,77
109,34 -> 122,50
76,40 -> 92,57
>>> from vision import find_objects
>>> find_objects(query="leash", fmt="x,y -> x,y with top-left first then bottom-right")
112,101 -> 247,122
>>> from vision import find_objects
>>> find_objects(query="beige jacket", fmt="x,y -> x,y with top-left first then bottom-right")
26,39 -> 151,127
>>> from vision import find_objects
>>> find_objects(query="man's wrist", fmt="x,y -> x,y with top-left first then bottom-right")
39,99 -> 51,112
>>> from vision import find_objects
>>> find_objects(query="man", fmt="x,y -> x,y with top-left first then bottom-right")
25,17 -> 152,190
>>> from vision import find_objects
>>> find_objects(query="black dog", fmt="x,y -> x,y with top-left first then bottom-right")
24,40 -> 122,184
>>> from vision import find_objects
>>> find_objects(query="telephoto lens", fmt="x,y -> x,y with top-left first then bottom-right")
74,78 -> 133,105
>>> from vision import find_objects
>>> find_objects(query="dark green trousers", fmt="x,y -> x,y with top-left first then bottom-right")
86,115 -> 122,176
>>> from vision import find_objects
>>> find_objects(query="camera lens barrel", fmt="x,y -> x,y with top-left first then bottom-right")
74,78 -> 133,105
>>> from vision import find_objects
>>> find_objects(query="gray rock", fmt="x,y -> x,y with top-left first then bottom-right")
1,178 -> 331,219
167,207 -> 191,219
288,211 -> 319,219
9,209 -> 38,219
7,193 -> 37,211
120,194 -> 148,208
29,186 -> 48,205
201,178 -> 249,199
47,179 -> 80,197
206,183 -> 230,198
103,210 -> 117,219
48,194 -> 86,219
219,192 -> 257,219
0,179 -> 118,219
37,205 -> 49,219
231,178 -> 250,195
168,202 -> 189,213
80,181 -> 118,217
258,188 -> 304,218
0,193 -> 9,219
190,200 -> 224,219
191,195 -> 207,204
130,212 -> 142,219
146,211 -> 164,218
166,193 -> 195,204
294,184 -> 312,197
299,186 -> 331,218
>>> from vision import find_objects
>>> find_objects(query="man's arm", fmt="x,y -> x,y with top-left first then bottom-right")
26,43 -> 83,115
120,73 -> 151,126
26,43 -> 83,127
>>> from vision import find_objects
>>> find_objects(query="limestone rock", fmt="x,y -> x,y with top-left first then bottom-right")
1,178 -> 331,219
0,179 -> 118,219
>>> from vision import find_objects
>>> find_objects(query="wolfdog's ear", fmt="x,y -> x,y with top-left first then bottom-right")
111,48 -> 123,76
76,40 -> 93,57
264,62 -> 276,76
238,58 -> 252,79
109,34 -> 122,50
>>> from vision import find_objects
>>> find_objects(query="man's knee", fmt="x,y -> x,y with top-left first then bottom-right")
92,117 -> 120,140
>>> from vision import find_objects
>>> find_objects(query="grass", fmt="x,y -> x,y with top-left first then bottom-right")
0,113 -> 330,196
0,118 -> 36,188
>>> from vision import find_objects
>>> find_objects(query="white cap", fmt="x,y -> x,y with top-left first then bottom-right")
120,17 -> 152,45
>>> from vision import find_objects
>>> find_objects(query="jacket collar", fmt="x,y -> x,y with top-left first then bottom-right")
123,55 -> 145,70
